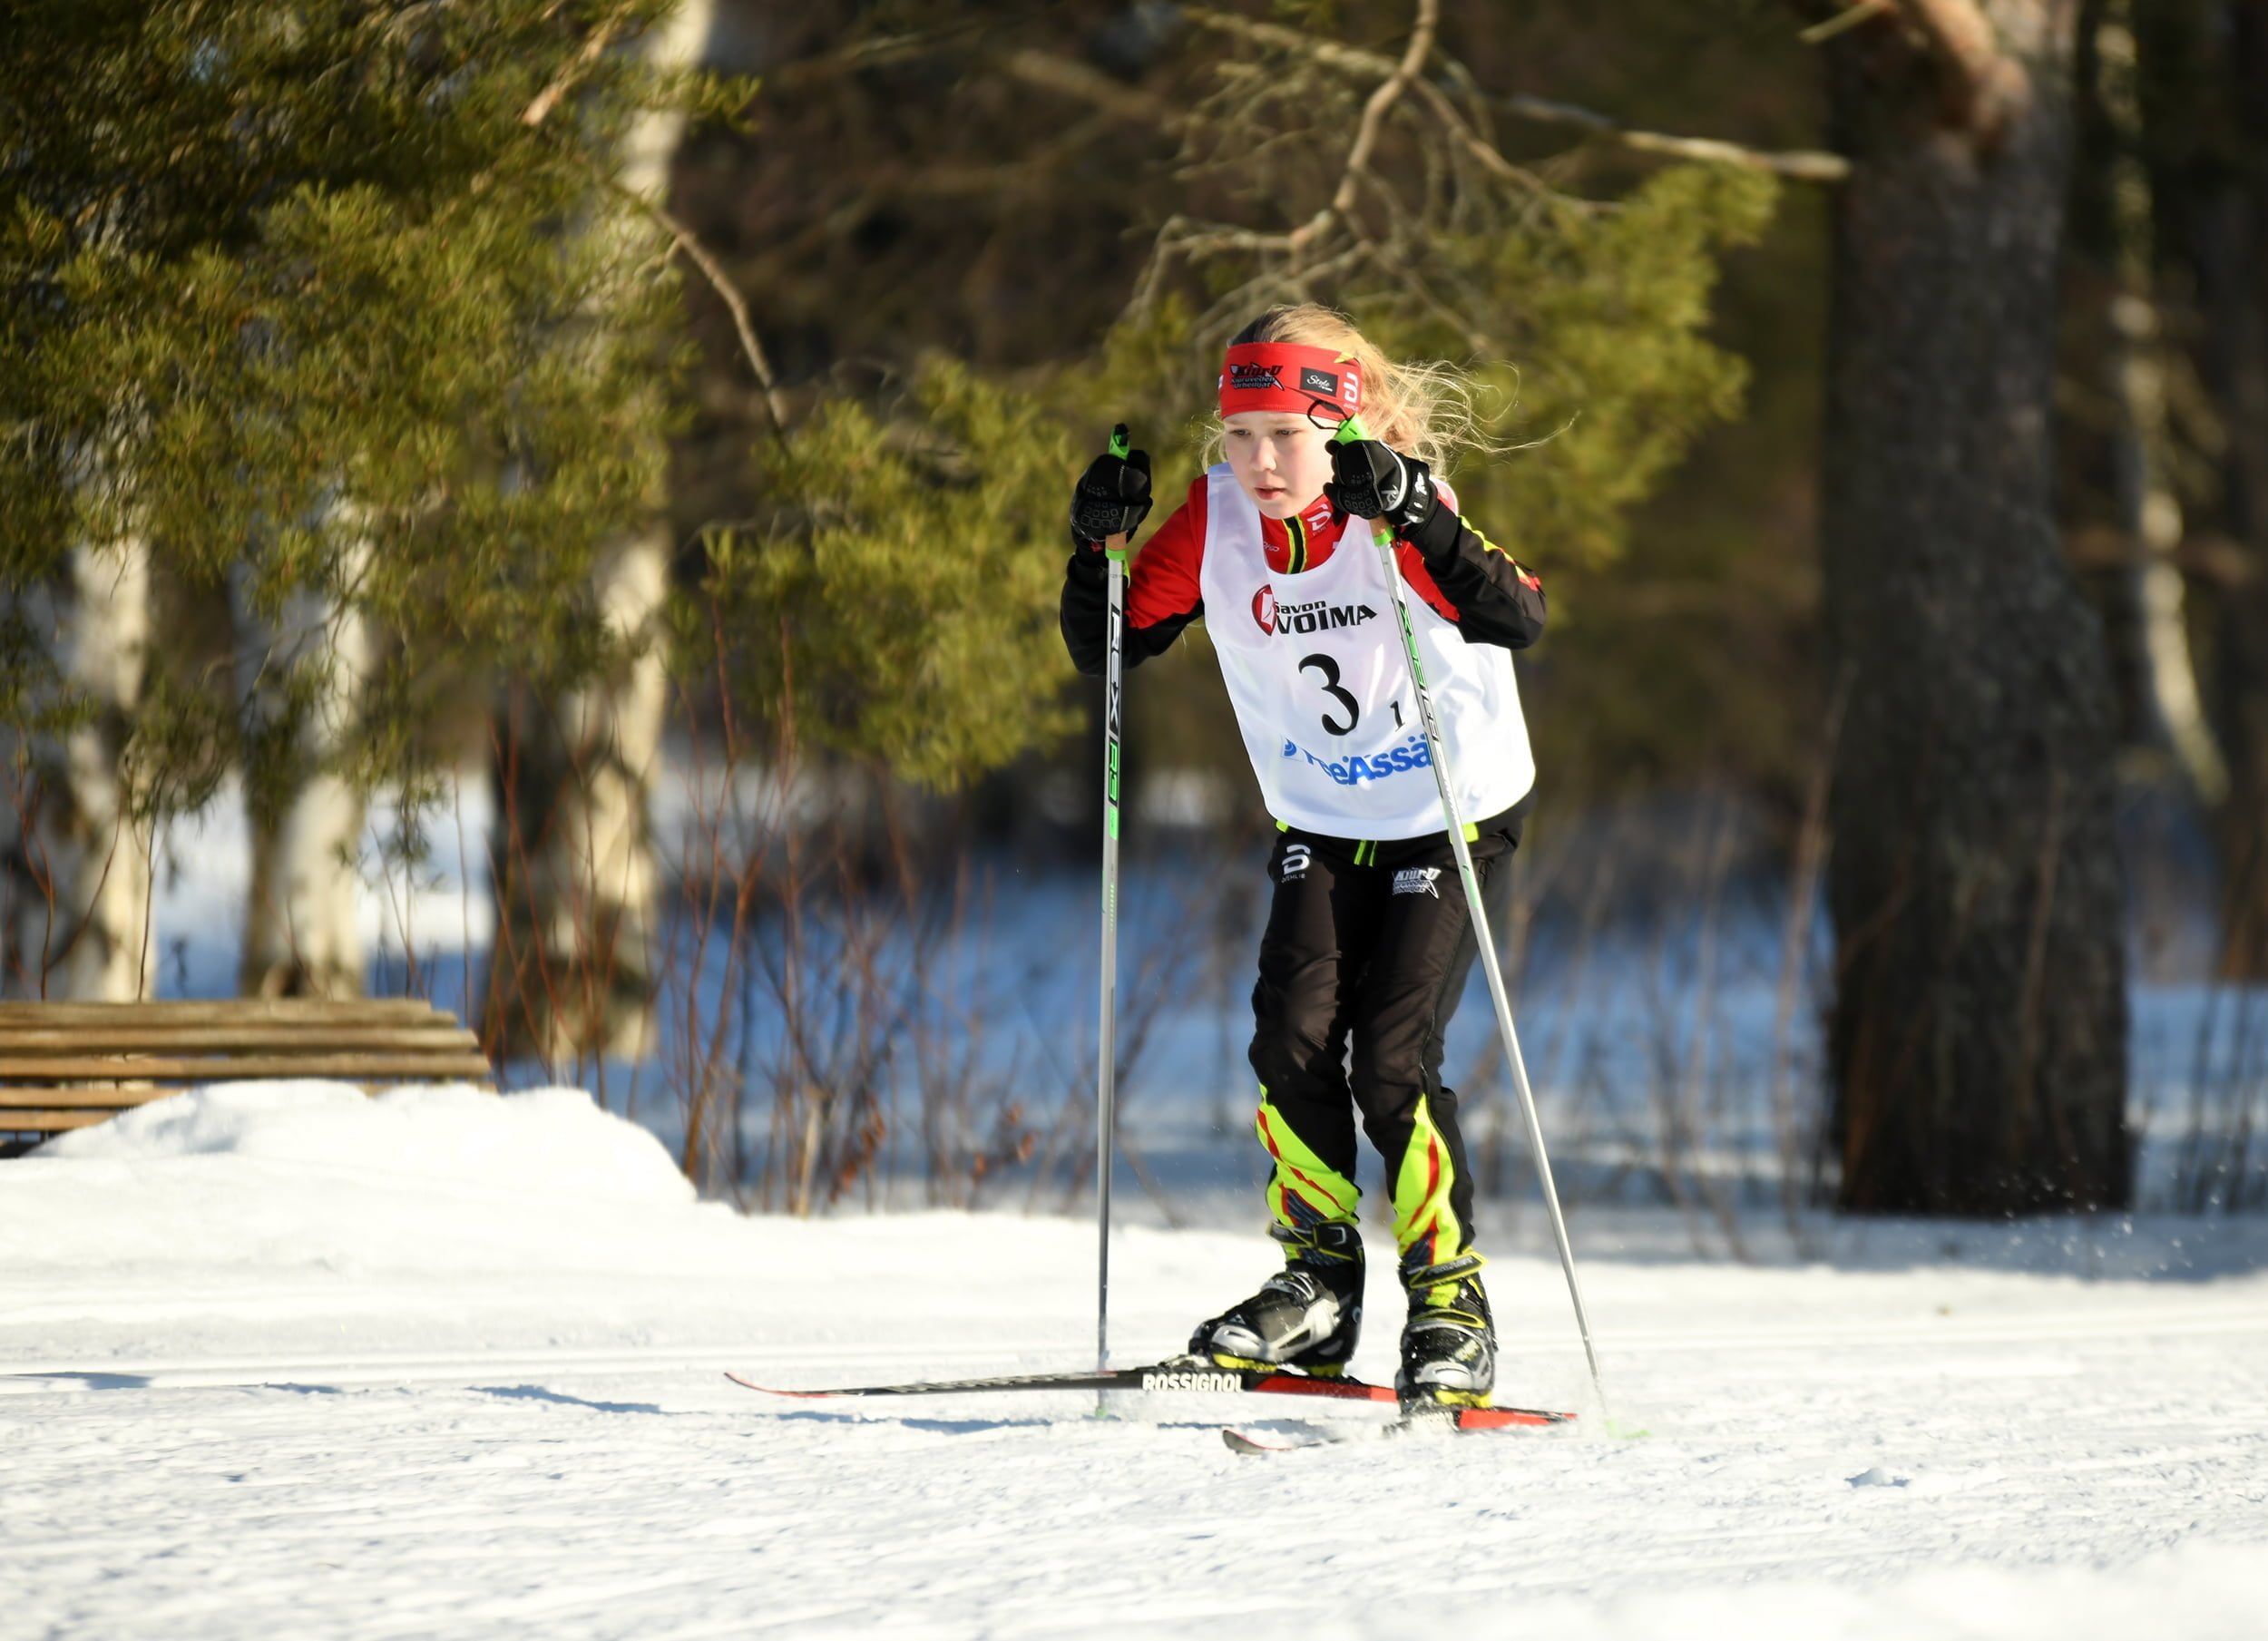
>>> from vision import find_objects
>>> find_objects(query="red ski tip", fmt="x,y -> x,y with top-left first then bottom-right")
723,1372 -> 831,1398
1452,1405 -> 1570,1431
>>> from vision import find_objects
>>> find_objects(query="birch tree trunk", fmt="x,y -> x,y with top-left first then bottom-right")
484,0 -> 710,1062
1820,0 -> 2131,1213
2180,2 -> 2268,976
2094,3 -> 2226,805
2124,0 -> 2268,973
4,538 -> 157,1001
2201,205 -> 2268,974
235,522 -> 378,1000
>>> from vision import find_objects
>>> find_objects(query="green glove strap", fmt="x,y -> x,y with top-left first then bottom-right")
1106,422 -> 1133,562
1331,415 -> 1393,547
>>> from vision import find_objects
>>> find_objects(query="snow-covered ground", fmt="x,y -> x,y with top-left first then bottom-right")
5,1084 -> 2265,1639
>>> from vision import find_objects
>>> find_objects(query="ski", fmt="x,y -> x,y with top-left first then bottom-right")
1222,1403 -> 1573,1454
725,1357 -> 1406,1405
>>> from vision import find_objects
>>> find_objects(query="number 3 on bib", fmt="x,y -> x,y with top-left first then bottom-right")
1299,653 -> 1361,736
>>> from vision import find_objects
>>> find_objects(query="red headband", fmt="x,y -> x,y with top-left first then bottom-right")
1218,342 -> 1363,419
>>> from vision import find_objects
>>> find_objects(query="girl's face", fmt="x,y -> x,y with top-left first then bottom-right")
1223,411 -> 1335,520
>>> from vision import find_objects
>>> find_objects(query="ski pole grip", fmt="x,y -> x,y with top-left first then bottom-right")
1329,416 -> 1393,547
1102,423 -> 1135,561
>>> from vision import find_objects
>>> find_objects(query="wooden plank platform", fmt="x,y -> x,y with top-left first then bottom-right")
0,999 -> 496,1139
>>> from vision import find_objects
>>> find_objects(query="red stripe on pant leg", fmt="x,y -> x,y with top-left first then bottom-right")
1424,1132 -> 1444,1264
1261,1106 -> 1348,1220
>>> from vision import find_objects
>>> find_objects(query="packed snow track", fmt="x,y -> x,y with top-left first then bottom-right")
4,1084 -> 2263,1639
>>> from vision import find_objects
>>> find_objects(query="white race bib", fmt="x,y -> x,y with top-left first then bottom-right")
1196,464 -> 1534,839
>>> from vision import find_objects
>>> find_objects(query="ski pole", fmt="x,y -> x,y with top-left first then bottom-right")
1094,423 -> 1134,1391
1332,416 -> 1609,1414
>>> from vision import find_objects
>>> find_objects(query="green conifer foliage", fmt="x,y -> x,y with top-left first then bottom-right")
1,0 -> 683,797
1428,165 -> 1780,573
690,360 -> 1082,790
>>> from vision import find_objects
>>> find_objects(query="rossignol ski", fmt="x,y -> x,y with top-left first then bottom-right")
725,1361 -> 1575,1421
727,1360 -> 1403,1405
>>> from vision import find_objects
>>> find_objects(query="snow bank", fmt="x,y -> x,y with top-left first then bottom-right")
2,1081 -> 739,1279
47,1080 -> 692,1206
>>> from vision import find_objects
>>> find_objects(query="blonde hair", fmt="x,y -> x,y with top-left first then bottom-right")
1210,305 -> 1497,473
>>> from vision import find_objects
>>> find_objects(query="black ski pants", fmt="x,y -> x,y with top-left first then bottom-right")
1246,800 -> 1525,1270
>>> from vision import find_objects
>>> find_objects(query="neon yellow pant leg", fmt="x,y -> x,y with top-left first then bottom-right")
1392,1091 -> 1474,1302
1254,1091 -> 1361,1232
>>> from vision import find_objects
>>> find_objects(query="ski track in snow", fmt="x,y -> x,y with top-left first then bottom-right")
5,1086 -> 2268,1639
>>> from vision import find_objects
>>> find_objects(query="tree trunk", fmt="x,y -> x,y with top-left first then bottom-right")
4,539 -> 157,1001
2185,5 -> 2268,977
1820,1 -> 2131,1214
482,0 -> 709,1062
2082,1 -> 2230,805
235,524 -> 376,1000
2190,170 -> 2268,978
485,541 -> 669,1063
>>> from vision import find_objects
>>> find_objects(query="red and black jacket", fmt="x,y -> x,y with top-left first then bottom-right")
1061,477 -> 1546,677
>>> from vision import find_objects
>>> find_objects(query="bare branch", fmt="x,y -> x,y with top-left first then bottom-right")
1499,95 -> 1852,181
1799,0 -> 1895,45
1002,49 -> 1167,124
1408,73 -> 1550,192
522,5 -> 636,129
766,19 -> 1035,92
768,30 -> 948,89
1179,7 -> 1394,78
1182,4 -> 1849,183
1333,0 -> 1437,203
1289,0 -> 1442,257
620,189 -> 790,436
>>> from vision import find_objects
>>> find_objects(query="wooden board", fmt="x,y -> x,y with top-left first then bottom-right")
0,1000 -> 446,1025
0,1028 -> 481,1053
0,1056 -> 497,1094
0,1110 -> 125,1132
0,1003 -> 496,1143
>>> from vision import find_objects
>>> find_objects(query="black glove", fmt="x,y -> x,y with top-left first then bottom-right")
1070,425 -> 1151,550
1325,437 -> 1440,536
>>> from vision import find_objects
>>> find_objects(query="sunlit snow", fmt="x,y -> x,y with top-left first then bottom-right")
5,1082 -> 2265,1638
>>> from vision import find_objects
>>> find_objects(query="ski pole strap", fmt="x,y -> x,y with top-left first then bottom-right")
1398,1251 -> 1485,1293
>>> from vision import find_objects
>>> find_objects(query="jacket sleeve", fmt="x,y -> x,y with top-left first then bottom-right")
1398,486 -> 1546,650
1061,479 -> 1207,676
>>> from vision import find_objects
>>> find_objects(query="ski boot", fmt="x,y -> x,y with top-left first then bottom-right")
1188,1221 -> 1364,1374
1395,1250 -> 1494,1411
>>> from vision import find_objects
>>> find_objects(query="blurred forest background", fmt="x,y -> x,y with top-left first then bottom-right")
6,1 -> 2268,1229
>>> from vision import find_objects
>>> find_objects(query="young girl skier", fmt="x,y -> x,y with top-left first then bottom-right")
1060,306 -> 1547,1410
